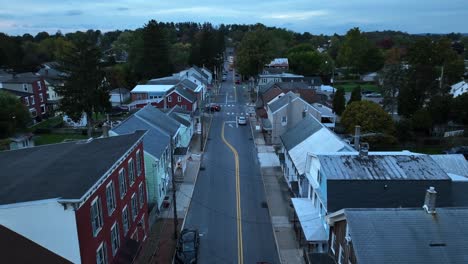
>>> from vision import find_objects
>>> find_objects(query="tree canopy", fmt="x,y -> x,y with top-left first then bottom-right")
332,88 -> 346,115
0,91 -> 31,138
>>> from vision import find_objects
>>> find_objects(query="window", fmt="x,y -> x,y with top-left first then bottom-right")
338,245 -> 344,264
331,232 -> 337,254
131,194 -> 138,220
168,96 -> 172,102
317,170 -> 322,185
128,159 -> 135,185
39,93 -> 44,102
140,215 -> 146,240
30,109 -> 37,117
281,116 -> 287,126
110,222 -> 120,256
122,206 -> 129,235
136,150 -> 142,176
177,96 -> 182,102
106,181 -> 116,215
24,97 -> 29,106
314,193 -> 318,208
118,168 -> 127,198
96,242 -> 108,264
47,92 -> 50,99
37,81 -> 42,90
23,84 -> 28,91
40,105 -> 46,114
90,197 -> 104,236
138,182 -> 144,208
30,96 -> 35,105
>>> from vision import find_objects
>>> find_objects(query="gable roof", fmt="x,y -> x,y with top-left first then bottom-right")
267,91 -> 297,113
3,72 -> 42,84
170,85 -> 197,103
281,115 -> 323,151
262,87 -> 283,104
343,207 -> 468,264
168,112 -> 191,127
191,65 -> 209,80
180,79 -> 199,91
131,84 -> 174,93
1,88 -> 33,97
259,81 -> 277,94
111,114 -> 170,159
430,154 -> 468,179
0,225 -> 72,264
317,153 -> 450,181
135,105 -> 181,136
0,131 -> 145,205
275,82 -> 310,90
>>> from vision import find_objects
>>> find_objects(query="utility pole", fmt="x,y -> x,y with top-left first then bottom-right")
170,136 -> 178,239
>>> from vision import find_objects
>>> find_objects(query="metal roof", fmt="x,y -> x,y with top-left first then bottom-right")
344,207 -> 468,264
281,115 -> 322,151
267,91 -> 297,113
135,105 -> 181,136
172,85 -> 197,103
131,84 -> 174,93
318,153 -> 450,181
430,154 -> 468,178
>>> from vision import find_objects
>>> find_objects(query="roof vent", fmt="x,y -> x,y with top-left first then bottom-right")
423,187 -> 437,214
359,142 -> 369,156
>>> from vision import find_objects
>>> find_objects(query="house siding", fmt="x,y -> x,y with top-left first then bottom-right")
75,142 -> 149,264
166,92 -> 193,111
3,78 -> 48,119
330,220 -> 357,264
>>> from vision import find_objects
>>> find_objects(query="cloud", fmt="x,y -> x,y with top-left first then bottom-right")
65,10 -> 83,16
261,10 -> 328,20
116,7 -> 129,11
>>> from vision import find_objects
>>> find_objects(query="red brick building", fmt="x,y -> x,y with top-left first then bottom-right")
0,131 -> 149,264
166,86 -> 197,112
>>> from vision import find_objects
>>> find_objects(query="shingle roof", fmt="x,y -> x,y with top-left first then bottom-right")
275,82 -> 310,90
180,79 -> 199,91
172,85 -> 197,103
135,105 -> 181,136
3,72 -> 41,83
430,154 -> 468,178
0,225 -> 73,264
318,153 -> 450,181
0,131 -> 145,205
111,115 -> 170,159
1,88 -> 33,97
192,65 -> 209,80
267,91 -> 297,113
344,207 -> 468,264
262,87 -> 283,104
280,115 -> 322,151
168,112 -> 191,127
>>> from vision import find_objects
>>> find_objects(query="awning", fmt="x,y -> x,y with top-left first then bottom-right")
291,198 -> 327,242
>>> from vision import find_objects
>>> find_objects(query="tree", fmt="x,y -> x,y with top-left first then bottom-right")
332,88 -> 346,115
427,95 -> 452,125
236,28 -> 275,77
381,64 -> 406,114
140,20 -> 172,78
287,44 -> 326,75
0,91 -> 30,138
56,38 -> 111,137
451,93 -> 468,124
171,42 -> 191,71
341,101 -> 395,144
348,85 -> 362,104
411,109 -> 433,135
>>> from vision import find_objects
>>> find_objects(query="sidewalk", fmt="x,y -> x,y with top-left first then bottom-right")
248,110 -> 305,264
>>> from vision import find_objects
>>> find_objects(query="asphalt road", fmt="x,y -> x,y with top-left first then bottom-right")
183,67 -> 279,264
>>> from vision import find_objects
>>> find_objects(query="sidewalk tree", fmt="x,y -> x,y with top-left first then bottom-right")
0,91 -> 30,138
332,88 -> 346,115
56,38 -> 111,137
348,85 -> 362,104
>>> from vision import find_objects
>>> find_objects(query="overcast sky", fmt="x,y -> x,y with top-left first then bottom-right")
0,0 -> 467,36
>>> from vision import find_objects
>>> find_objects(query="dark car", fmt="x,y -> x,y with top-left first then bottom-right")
235,79 -> 241,84
205,103 -> 221,112
175,229 -> 200,264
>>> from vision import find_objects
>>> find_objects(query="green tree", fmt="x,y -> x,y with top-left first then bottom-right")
171,42 -> 191,71
451,93 -> 468,124
341,101 -> 395,144
348,85 -> 362,104
411,109 -> 433,135
0,91 -> 31,138
287,44 -> 326,75
332,88 -> 346,115
56,38 -> 111,137
427,95 -> 452,125
140,20 -> 172,78
381,64 -> 406,114
236,28 -> 275,77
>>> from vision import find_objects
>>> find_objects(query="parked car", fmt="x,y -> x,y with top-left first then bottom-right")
175,229 -> 200,264
238,116 -> 247,125
222,75 -> 227,81
205,103 -> 221,112
235,79 -> 241,84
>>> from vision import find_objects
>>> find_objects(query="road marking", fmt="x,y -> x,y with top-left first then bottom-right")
221,122 -> 243,264
229,124 -> 233,128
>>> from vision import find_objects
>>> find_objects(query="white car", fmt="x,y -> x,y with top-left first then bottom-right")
237,116 -> 247,125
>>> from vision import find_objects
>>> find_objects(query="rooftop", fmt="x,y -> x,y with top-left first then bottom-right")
131,84 -> 174,93
110,88 -> 130,94
312,103 -> 334,117
2,72 -> 42,84
134,105 -> 181,136
0,131 -> 145,205
267,91 -> 297,113
430,154 -> 468,179
172,85 -> 197,102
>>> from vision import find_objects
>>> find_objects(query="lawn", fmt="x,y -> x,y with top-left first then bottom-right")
334,82 -> 381,93
31,116 -> 63,130
35,133 -> 88,146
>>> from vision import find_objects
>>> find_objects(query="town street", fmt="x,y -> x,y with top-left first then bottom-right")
183,68 -> 280,264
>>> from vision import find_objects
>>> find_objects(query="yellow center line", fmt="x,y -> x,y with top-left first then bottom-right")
221,122 -> 243,264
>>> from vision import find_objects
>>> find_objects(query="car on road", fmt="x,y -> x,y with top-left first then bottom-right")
222,74 -> 227,81
237,116 -> 247,125
205,103 -> 221,112
235,79 -> 240,84
175,229 -> 200,264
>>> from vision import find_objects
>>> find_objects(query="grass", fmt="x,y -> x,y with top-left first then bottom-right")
31,116 -> 63,129
35,133 -> 88,146
334,82 -> 381,93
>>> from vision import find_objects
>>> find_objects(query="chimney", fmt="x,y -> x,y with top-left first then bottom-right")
423,187 -> 437,214
354,125 -> 361,150
359,142 -> 369,156
102,122 -> 110,138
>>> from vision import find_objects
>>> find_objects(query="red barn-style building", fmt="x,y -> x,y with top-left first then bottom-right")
0,131 -> 149,264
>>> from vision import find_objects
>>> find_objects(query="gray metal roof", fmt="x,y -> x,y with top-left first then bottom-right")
259,82 -> 276,94
267,91 -> 297,113
0,131 -> 145,205
318,153 -> 450,181
180,79 -> 198,91
173,85 -> 197,102
430,154 -> 468,178
280,115 -> 322,151
111,115 -> 170,159
275,82 -> 310,90
135,105 -> 181,136
345,207 -> 468,264
168,112 -> 191,127
192,65 -> 209,80
147,77 -> 180,85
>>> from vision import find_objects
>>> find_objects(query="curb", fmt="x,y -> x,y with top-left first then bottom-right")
248,116 -> 283,264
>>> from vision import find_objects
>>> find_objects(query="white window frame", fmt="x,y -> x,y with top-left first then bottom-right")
110,222 -> 120,256
122,206 -> 129,235
37,81 -> 42,90
281,116 -> 287,126
136,150 -> 142,176
40,105 -> 46,114
90,196 -> 103,237
96,242 -> 108,264
177,95 -> 182,102
138,182 -> 144,208
39,93 -> 44,102
118,168 -> 127,199
338,245 -> 344,264
106,181 -> 117,215
331,232 -> 337,254
128,159 -> 135,186
131,193 -> 138,220
24,97 -> 29,106
168,96 -> 172,102
30,96 -> 35,105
